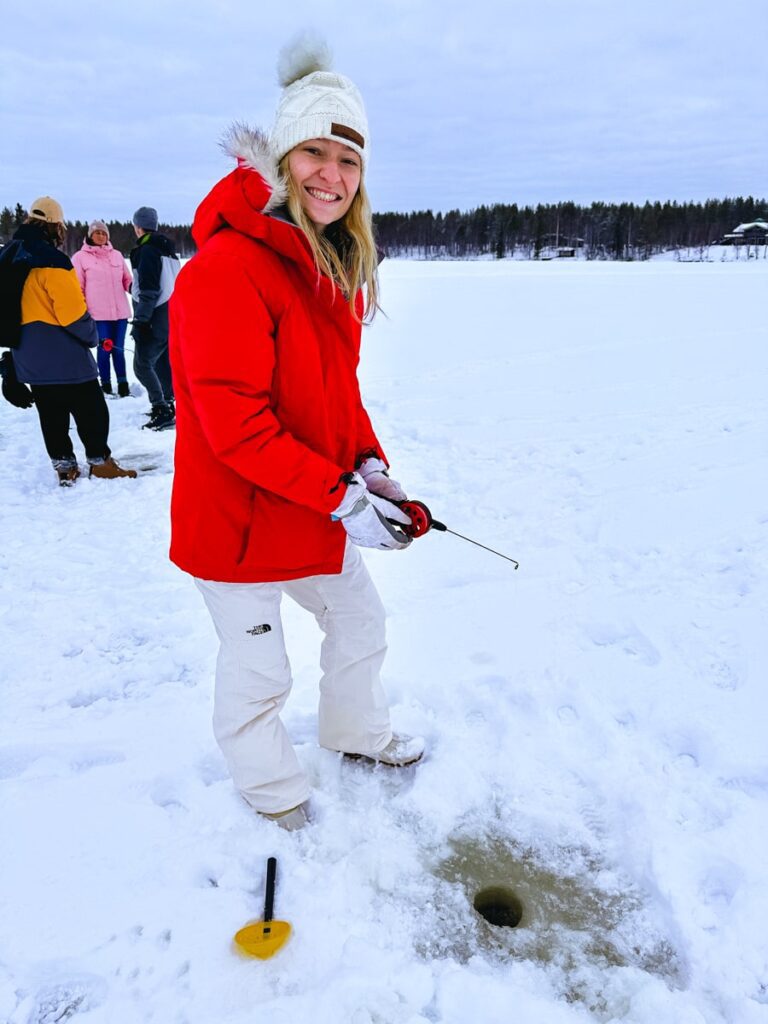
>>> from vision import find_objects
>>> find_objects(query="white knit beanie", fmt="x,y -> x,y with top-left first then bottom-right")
270,36 -> 369,168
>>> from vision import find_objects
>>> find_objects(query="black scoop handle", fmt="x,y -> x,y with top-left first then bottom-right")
263,857 -> 277,923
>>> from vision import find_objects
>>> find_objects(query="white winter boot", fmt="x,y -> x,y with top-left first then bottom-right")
344,733 -> 425,767
259,800 -> 311,832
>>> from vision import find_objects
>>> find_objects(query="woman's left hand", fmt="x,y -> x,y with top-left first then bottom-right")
358,456 -> 407,502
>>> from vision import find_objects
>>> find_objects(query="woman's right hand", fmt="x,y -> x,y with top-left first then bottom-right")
331,473 -> 412,551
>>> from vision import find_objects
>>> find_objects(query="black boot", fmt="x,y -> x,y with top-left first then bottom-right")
142,403 -> 164,428
101,380 -> 113,395
54,460 -> 81,487
117,380 -> 131,398
142,402 -> 176,431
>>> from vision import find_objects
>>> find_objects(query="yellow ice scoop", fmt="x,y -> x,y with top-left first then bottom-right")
234,857 -> 291,959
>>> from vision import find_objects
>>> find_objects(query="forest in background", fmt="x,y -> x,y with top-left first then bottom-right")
373,196 -> 768,259
0,204 -> 195,258
1,196 -> 765,260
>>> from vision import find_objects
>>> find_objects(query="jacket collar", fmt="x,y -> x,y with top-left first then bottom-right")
12,223 -> 60,264
14,222 -> 50,246
192,125 -> 317,273
80,241 -> 115,255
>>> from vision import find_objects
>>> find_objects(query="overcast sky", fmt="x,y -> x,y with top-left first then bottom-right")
2,0 -> 766,224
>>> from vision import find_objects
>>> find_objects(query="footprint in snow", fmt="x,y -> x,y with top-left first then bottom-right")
584,622 -> 661,666
0,744 -> 125,779
195,751 -> 230,786
680,625 -> 745,692
556,705 -> 578,724
149,779 -> 189,813
25,975 -> 107,1024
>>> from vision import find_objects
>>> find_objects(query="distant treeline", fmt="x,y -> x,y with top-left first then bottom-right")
373,196 -> 768,259
0,204 -> 195,257
2,196 -> 765,260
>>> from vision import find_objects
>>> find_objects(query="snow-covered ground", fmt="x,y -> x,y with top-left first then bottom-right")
1,259 -> 766,1024
653,244 -> 768,262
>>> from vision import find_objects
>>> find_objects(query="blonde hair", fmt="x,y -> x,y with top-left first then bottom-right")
279,154 -> 380,321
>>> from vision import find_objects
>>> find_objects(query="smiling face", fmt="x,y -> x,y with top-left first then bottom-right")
287,138 -> 362,231
90,228 -> 108,246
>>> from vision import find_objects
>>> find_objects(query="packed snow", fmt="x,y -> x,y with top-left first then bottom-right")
1,259 -> 766,1023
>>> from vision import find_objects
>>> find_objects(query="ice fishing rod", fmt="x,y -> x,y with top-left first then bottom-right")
101,338 -> 135,355
399,500 -> 519,569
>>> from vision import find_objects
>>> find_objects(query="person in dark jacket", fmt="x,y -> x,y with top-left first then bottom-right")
6,196 -> 136,485
129,207 -> 180,431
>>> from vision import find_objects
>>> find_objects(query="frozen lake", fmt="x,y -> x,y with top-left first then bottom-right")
1,258 -> 766,1023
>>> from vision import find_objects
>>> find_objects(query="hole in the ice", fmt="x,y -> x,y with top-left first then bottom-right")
426,831 -> 688,1002
473,886 -> 523,928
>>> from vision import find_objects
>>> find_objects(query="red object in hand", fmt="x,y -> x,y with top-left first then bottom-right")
102,338 -> 114,352
399,500 -> 446,539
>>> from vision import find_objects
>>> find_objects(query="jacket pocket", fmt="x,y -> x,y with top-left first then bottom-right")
237,489 -> 338,573
235,484 -> 257,565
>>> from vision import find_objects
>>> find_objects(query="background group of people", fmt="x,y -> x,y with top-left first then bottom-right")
0,202 -> 181,483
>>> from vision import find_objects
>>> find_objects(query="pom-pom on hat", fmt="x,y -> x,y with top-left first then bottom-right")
29,196 -> 65,224
132,206 -> 158,231
270,34 -> 369,168
88,219 -> 109,237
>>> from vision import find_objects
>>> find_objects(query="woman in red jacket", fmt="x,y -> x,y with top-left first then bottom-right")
169,40 -> 424,830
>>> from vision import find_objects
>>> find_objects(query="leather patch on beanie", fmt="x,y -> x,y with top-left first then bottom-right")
331,123 -> 364,149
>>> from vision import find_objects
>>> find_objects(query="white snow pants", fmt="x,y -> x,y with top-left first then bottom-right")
194,543 -> 392,814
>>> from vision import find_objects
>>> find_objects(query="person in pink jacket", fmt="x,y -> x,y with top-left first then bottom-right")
72,220 -> 133,396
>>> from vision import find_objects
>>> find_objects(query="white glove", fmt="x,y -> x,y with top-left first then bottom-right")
331,472 -> 412,551
358,456 -> 407,502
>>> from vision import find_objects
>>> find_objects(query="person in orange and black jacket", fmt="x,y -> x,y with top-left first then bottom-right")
4,197 -> 136,485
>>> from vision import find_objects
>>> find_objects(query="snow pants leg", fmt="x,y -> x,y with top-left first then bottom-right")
96,319 -> 128,384
132,303 -> 172,406
194,544 -> 392,814
284,545 -> 392,757
30,380 -> 111,465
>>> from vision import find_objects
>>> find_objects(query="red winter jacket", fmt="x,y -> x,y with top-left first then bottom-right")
169,128 -> 385,583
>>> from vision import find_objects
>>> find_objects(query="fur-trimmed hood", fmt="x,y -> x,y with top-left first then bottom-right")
191,125 -> 301,254
220,124 -> 287,212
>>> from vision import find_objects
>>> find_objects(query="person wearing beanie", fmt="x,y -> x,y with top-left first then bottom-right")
169,36 -> 424,832
71,220 -> 133,397
132,206 -> 159,232
0,197 -> 137,484
129,206 -> 180,430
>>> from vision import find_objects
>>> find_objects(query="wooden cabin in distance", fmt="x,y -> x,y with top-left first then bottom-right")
722,219 -> 768,244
